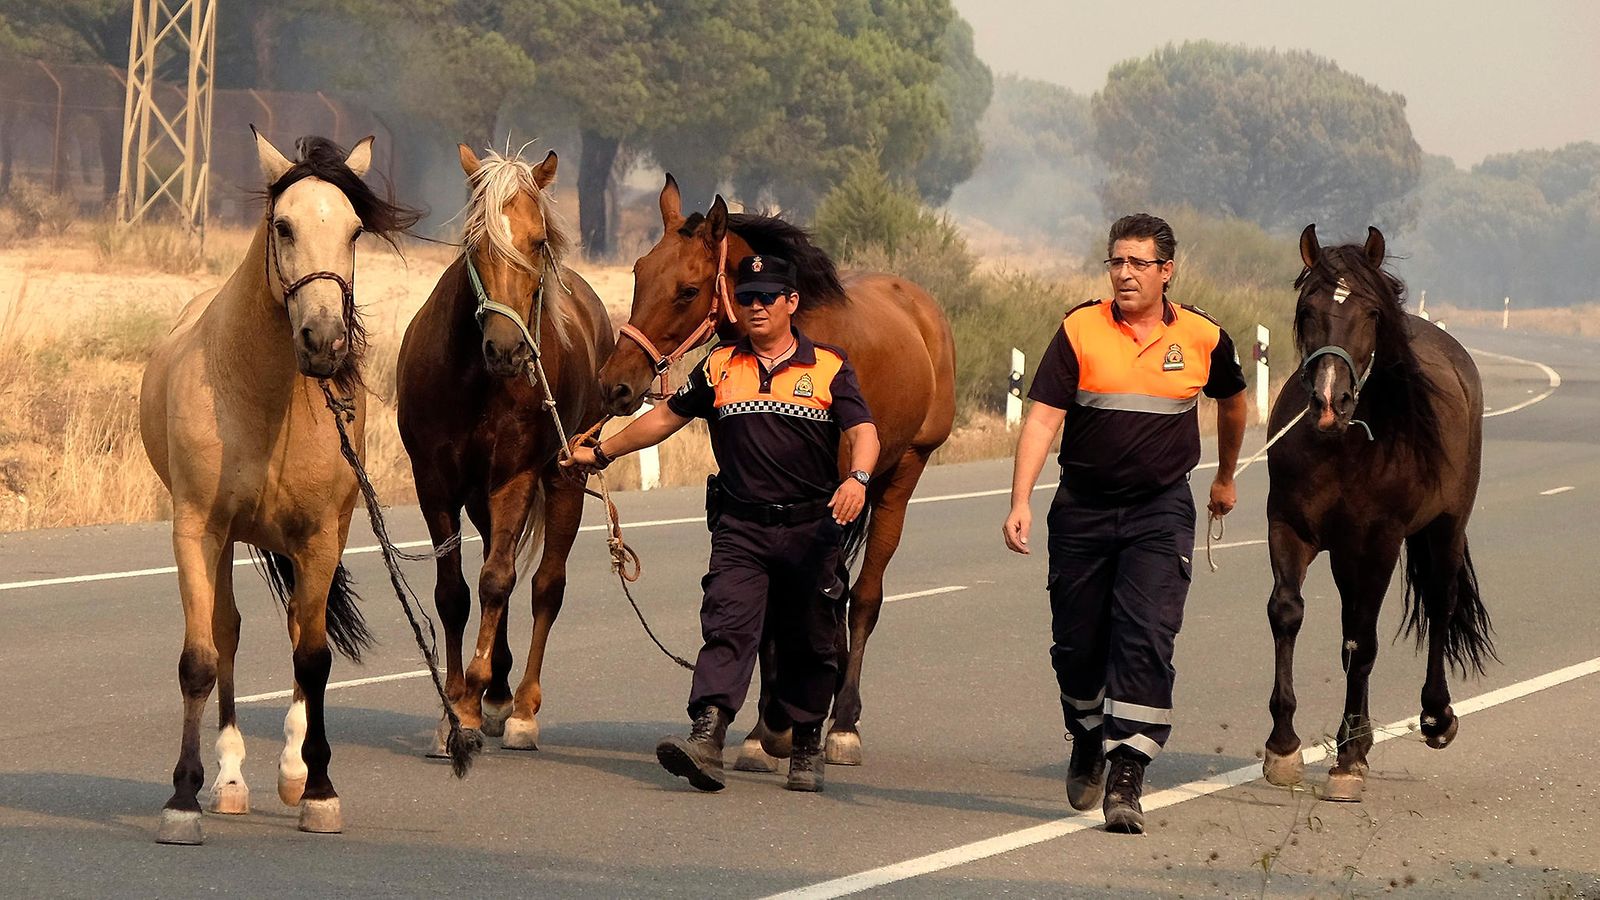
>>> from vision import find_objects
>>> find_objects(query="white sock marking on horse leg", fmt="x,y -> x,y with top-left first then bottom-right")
213,724 -> 246,787
280,700 -> 308,783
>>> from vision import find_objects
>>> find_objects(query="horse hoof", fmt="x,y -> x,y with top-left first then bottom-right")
501,716 -> 539,751
277,774 -> 306,807
298,798 -> 343,834
1262,747 -> 1305,787
825,730 -> 863,767
482,700 -> 512,738
1422,710 -> 1459,750
209,782 -> 250,815
760,727 -> 793,760
733,738 -> 780,773
155,808 -> 204,845
1323,768 -> 1365,802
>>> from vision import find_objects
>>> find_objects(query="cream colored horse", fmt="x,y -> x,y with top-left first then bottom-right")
139,130 -> 417,844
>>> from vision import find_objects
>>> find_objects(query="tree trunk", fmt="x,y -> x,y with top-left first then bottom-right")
579,129 -> 620,259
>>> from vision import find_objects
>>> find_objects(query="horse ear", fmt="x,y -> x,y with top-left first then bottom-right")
707,195 -> 729,245
1364,226 -> 1386,267
458,144 -> 482,179
659,174 -> 683,229
252,125 -> 293,184
344,135 -> 375,178
532,150 -> 558,190
1299,223 -> 1320,270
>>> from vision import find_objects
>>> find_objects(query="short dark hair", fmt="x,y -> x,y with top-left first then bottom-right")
1106,213 -> 1176,262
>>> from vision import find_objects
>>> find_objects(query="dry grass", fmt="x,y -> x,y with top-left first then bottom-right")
1431,302 -> 1600,339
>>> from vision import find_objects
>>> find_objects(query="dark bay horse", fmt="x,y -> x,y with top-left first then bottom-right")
1261,225 -> 1496,801
598,176 -> 957,767
140,132 -> 426,843
397,145 -> 613,756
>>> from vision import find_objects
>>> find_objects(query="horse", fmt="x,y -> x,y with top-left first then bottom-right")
139,130 -> 427,843
396,145 -> 613,756
1260,224 -> 1496,802
597,176 -> 956,767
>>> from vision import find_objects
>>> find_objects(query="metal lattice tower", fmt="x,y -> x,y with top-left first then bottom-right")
116,0 -> 217,236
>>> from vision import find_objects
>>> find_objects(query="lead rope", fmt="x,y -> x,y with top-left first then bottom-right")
516,252 -> 695,671
1203,407 -> 1309,573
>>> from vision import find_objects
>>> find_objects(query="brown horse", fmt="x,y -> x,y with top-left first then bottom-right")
598,176 -> 956,767
1261,225 -> 1496,801
397,145 -> 613,756
139,131 -> 424,843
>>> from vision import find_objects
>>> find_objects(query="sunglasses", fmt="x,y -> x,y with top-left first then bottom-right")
734,290 -> 791,307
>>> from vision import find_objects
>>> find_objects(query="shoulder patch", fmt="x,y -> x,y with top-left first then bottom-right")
1178,303 -> 1223,327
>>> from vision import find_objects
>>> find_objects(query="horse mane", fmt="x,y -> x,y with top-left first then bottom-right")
262,136 -> 424,395
1294,244 -> 1447,478
459,147 -> 576,346
681,211 -> 848,306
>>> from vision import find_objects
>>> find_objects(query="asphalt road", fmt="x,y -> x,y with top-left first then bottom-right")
1,325 -> 1595,899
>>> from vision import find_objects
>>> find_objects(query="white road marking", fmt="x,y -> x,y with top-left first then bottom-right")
1469,347 -> 1561,418
1541,486 -> 1575,496
236,584 -> 975,704
763,654 -> 1600,900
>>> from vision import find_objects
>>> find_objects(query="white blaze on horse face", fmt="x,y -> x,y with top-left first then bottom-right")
280,699 -> 308,783
1333,278 -> 1352,305
213,724 -> 246,788
1315,357 -> 1341,426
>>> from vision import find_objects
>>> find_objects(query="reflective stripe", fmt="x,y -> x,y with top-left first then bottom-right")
1104,734 -> 1163,759
1076,714 -> 1104,731
1074,390 -> 1198,415
1104,699 -> 1173,726
1061,689 -> 1105,712
716,399 -> 832,422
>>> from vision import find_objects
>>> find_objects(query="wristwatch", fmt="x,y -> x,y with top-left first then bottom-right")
591,442 -> 614,470
848,469 -> 870,486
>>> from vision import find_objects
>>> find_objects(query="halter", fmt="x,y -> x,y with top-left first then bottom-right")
1300,345 -> 1376,440
466,241 -> 568,357
264,199 -> 356,313
616,236 -> 734,399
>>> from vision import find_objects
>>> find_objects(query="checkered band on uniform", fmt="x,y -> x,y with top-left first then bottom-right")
716,399 -> 832,422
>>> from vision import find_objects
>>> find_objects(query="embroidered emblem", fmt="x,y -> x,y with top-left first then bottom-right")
750,256 -> 764,273
1333,278 -> 1351,305
1162,343 -> 1185,372
793,373 -> 814,397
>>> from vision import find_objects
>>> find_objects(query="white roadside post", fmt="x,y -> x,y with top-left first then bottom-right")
1006,348 -> 1025,429
1254,324 -> 1270,425
635,402 -> 661,491
1503,296 -> 1511,330
1417,289 -> 1430,321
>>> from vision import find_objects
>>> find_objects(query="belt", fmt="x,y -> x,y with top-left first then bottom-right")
719,496 -> 832,526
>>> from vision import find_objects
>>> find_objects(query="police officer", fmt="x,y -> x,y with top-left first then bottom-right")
567,254 -> 879,794
1002,214 -> 1248,833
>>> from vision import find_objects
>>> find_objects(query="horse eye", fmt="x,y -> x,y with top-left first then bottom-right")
274,220 -> 292,240
676,285 -> 700,302
351,227 -> 364,243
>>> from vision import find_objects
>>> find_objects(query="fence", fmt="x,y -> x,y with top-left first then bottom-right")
0,57 -> 394,221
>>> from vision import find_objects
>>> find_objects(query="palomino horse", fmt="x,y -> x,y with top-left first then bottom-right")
598,176 -> 956,766
397,145 -> 613,755
139,132 -> 424,843
1261,225 -> 1496,801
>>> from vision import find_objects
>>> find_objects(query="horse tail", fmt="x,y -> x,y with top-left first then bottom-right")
258,550 -> 375,664
514,479 -> 548,577
1401,537 -> 1496,677
841,503 -> 873,572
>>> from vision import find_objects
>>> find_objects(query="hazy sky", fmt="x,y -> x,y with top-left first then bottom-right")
951,0 -> 1600,167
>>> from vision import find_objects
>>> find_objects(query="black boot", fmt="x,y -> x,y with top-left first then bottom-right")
785,724 -> 825,792
1066,733 -> 1106,811
656,706 -> 729,792
1102,754 -> 1146,834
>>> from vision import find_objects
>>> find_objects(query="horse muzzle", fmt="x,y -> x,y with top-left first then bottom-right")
482,338 -> 531,379
296,319 -> 349,379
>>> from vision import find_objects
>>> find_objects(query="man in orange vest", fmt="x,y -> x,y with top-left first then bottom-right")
1003,214 -> 1248,833
568,254 -> 879,794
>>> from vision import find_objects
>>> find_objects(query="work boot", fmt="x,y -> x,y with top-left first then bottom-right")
656,706 -> 729,792
1065,733 -> 1106,811
785,724 -> 826,792
1102,754 -> 1147,834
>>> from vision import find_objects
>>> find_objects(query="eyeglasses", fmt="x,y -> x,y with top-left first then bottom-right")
734,291 -> 790,307
1103,256 -> 1167,273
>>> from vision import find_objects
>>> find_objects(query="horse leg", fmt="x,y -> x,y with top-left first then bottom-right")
1415,520 -> 1466,749
482,613 -> 515,739
733,636 -> 784,772
155,519 -> 225,845
287,542 -> 344,834
209,543 -> 249,815
419,486 -> 471,758
505,475 -> 581,751
829,448 -> 928,766
467,473 -> 540,746
1322,539 -> 1401,802
1263,520 -> 1317,787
